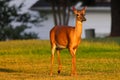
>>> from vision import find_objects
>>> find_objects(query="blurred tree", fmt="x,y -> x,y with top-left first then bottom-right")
110,0 -> 120,37
0,0 -> 41,41
45,0 -> 80,25
82,0 -> 95,6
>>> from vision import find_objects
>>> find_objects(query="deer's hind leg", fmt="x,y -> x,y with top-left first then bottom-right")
56,49 -> 62,74
50,44 -> 56,76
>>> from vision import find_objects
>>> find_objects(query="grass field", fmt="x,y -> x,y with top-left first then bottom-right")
0,38 -> 120,80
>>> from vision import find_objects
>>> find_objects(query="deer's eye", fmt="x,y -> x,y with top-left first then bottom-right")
81,13 -> 85,16
76,14 -> 79,16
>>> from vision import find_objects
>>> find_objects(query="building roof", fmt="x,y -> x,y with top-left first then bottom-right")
31,0 -> 110,12
31,0 -> 51,11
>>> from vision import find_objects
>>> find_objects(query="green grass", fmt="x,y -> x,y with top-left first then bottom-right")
0,38 -> 120,80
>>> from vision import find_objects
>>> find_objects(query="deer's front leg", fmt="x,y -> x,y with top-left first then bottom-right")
69,48 -> 77,76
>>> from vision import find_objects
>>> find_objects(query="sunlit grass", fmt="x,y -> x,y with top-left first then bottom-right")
0,38 -> 120,80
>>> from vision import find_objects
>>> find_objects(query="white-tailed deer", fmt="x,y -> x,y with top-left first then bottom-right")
50,6 -> 86,76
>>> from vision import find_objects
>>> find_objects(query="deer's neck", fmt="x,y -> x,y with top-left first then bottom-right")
75,19 -> 82,37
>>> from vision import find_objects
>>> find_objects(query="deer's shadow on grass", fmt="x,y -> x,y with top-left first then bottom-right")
0,68 -> 18,73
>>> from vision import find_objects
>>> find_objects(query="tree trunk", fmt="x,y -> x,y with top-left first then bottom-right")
50,0 -> 70,26
51,0 -> 57,25
110,0 -> 120,36
65,6 -> 70,25
57,4 -> 62,25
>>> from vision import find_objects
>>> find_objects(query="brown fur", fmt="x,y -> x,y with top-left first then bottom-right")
50,7 -> 86,76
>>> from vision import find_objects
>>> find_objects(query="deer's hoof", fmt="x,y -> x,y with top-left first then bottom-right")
58,70 -> 61,74
50,73 -> 53,76
71,72 -> 77,76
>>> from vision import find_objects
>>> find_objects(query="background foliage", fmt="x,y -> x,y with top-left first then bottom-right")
0,0 -> 42,41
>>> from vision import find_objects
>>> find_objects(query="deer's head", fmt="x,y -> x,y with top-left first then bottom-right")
72,6 -> 87,22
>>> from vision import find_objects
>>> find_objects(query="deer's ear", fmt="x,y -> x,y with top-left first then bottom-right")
81,6 -> 87,15
82,6 -> 87,10
72,6 -> 77,14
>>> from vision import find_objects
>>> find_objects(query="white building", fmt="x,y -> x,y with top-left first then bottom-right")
10,0 -> 111,39
31,0 -> 111,39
